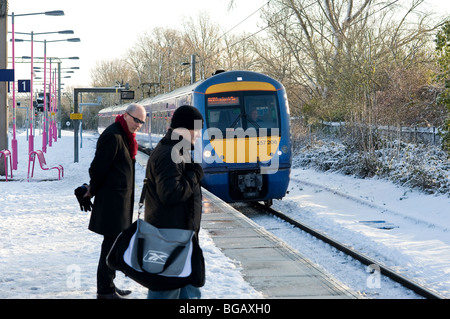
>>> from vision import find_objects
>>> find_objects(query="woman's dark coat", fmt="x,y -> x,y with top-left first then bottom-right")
88,121 -> 135,237
144,129 -> 203,235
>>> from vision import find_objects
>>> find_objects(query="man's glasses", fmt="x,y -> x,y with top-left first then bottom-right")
126,112 -> 145,125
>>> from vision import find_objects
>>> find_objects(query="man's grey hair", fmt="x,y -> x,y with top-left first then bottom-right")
126,103 -> 144,114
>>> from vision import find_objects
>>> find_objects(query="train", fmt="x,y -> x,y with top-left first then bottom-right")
98,70 -> 291,206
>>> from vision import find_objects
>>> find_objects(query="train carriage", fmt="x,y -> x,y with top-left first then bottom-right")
98,70 -> 291,205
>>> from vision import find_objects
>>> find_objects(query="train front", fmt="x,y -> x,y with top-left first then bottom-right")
193,71 -> 291,205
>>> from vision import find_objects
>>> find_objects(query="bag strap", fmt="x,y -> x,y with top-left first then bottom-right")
138,177 -> 196,231
137,178 -> 147,219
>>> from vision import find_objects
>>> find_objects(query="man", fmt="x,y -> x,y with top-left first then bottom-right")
144,105 -> 205,299
86,103 -> 146,299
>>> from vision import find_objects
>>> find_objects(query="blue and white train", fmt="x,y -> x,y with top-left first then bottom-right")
98,70 -> 291,206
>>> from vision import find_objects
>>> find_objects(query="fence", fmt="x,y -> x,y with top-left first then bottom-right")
313,121 -> 443,146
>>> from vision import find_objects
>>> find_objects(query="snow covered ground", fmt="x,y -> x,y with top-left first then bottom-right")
0,131 -> 261,299
1,130 -> 449,299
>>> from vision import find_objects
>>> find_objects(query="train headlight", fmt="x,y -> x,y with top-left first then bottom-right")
203,150 -> 212,158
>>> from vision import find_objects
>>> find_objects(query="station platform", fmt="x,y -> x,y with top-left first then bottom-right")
201,188 -> 358,299
136,152 -> 356,298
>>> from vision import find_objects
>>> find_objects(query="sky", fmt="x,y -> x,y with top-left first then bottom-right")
7,0 -> 450,90
7,0 -> 268,89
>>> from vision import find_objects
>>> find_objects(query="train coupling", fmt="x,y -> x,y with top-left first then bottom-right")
237,172 -> 263,199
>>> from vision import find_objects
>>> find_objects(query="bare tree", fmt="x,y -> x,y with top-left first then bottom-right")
126,27 -> 190,95
90,58 -> 135,106
221,32 -> 260,71
182,12 -> 223,80
258,0 -> 439,122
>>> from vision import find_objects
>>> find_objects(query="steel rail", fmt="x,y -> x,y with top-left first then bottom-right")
252,202 -> 444,299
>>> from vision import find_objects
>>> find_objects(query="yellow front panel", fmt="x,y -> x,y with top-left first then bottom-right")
210,136 -> 280,163
204,82 -> 276,94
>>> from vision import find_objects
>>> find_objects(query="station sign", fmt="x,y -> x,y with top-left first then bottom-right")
0,69 -> 14,82
18,79 -> 31,92
70,113 -> 83,120
120,90 -> 135,100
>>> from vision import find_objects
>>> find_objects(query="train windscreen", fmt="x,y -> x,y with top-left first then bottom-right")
206,92 -> 280,135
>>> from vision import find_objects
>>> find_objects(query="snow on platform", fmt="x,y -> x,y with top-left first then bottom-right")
0,131 -> 261,299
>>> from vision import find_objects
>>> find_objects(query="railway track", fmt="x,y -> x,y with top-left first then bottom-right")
136,150 -> 444,298
243,202 -> 444,299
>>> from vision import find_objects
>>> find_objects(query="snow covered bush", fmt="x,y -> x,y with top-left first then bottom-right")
375,142 -> 450,194
293,138 -> 450,195
293,139 -> 381,178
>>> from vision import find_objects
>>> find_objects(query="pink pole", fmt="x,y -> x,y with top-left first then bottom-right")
11,13 -> 18,170
53,70 -> 57,142
42,40 -> 47,153
29,31 -> 34,155
48,59 -> 52,148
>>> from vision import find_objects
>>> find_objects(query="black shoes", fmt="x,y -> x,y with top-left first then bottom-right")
96,292 -> 124,299
96,288 -> 132,299
116,288 -> 132,296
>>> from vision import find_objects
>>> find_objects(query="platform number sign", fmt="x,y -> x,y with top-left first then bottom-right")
18,80 -> 31,93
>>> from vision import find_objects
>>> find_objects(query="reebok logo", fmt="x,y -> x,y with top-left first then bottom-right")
143,250 -> 169,265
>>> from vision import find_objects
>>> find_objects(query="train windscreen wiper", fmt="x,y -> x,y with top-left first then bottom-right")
246,116 -> 260,129
229,113 -> 243,129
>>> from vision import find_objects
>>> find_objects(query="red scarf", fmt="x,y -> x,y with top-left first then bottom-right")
115,114 -> 138,160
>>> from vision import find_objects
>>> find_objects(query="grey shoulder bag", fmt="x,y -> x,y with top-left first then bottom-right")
107,178 -> 205,290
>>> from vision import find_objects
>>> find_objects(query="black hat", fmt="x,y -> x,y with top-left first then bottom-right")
171,105 -> 204,130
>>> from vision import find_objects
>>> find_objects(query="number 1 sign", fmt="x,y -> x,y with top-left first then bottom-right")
18,79 -> 31,93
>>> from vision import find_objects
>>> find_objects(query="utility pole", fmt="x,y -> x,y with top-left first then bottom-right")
0,0 -> 8,176
190,54 -> 196,84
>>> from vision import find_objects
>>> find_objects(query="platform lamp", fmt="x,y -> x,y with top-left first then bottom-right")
9,10 -> 64,170
12,30 -> 75,155
26,56 -> 79,140
15,37 -> 80,153
43,39 -> 80,153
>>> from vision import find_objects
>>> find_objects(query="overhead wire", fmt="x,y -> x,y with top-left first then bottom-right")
218,0 -> 272,40
195,0 -> 274,66
192,0 -> 439,79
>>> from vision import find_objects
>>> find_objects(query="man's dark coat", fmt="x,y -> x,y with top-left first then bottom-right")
88,121 -> 135,237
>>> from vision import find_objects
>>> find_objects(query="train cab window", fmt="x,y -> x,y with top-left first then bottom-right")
207,95 -> 243,132
206,92 -> 280,136
208,108 -> 242,132
244,95 -> 279,130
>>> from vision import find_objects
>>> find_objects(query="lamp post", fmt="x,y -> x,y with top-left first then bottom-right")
181,54 -> 197,84
14,37 -> 80,153
35,66 -> 78,141
13,30 -> 74,155
8,10 -> 64,170
41,38 -> 80,152
25,56 -> 79,140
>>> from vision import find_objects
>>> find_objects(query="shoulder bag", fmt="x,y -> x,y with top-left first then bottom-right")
106,179 -> 205,291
